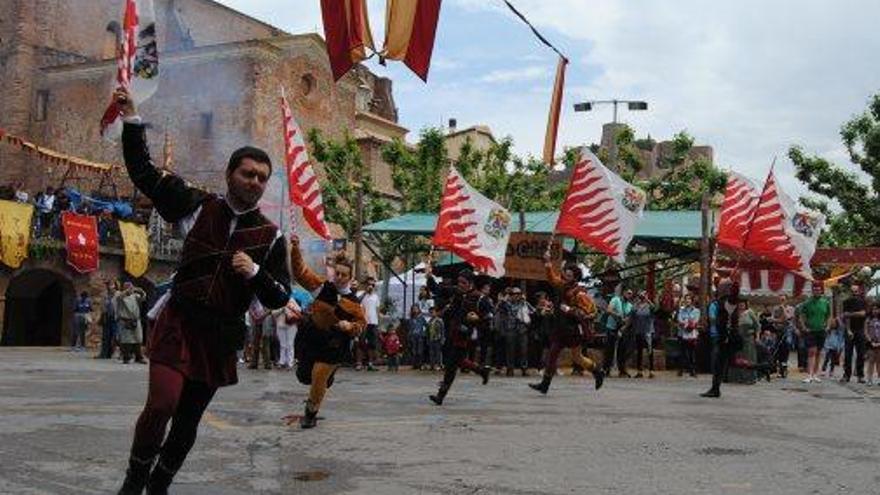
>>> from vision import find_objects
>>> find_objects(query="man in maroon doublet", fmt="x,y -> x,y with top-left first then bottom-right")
114,89 -> 291,494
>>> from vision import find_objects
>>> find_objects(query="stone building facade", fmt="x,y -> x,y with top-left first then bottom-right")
0,0 -> 407,346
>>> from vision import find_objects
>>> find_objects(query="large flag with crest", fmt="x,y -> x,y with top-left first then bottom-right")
742,170 -> 825,277
554,148 -> 646,263
433,167 -> 512,277
716,171 -> 761,251
100,0 -> 159,139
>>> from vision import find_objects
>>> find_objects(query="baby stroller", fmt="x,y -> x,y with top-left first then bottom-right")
756,331 -> 788,379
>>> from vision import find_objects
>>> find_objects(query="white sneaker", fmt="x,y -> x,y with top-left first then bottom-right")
866,379 -> 874,386
813,376 -> 822,383
802,377 -> 813,384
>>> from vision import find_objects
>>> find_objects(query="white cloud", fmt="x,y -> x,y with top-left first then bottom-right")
480,65 -> 550,83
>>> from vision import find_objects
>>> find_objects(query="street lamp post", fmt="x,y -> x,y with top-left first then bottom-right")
573,99 -> 649,170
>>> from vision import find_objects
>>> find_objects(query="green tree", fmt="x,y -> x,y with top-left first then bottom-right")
382,128 -> 448,213
790,93 -> 880,247
307,129 -> 393,240
643,132 -> 727,211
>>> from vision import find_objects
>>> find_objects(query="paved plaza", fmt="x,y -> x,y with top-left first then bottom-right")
0,348 -> 878,495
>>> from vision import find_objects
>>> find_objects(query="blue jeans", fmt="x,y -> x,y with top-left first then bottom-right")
409,334 -> 426,368
428,341 -> 443,368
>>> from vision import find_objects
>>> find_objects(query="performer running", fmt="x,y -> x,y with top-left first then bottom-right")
529,251 -> 605,394
114,88 -> 292,494
424,260 -> 492,405
286,236 -> 365,429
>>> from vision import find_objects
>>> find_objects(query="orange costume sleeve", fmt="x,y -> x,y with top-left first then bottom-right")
337,297 -> 367,337
289,237 -> 325,291
546,262 -> 564,289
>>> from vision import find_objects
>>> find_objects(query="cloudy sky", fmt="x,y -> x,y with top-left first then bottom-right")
219,0 -> 880,197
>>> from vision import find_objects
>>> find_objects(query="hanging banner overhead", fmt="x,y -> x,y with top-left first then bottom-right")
321,0 -> 375,81
0,200 -> 34,269
118,220 -> 150,277
383,0 -> 443,81
542,56 -> 567,166
62,212 -> 100,273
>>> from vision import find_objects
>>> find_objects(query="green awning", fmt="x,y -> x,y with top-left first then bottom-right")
364,210 -> 704,240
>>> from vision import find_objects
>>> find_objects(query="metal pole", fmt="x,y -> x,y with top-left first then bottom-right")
699,192 -> 711,330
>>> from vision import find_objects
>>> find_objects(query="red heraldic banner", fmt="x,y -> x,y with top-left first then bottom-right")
62,212 -> 99,273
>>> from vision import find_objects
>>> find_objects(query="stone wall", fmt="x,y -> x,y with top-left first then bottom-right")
0,249 -> 175,349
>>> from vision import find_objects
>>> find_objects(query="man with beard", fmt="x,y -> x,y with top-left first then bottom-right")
114,88 -> 291,494
529,252 -> 605,394
424,261 -> 492,405
286,239 -> 365,429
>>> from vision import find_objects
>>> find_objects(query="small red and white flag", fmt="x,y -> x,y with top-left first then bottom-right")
433,167 -> 512,277
554,148 -> 646,263
716,172 -> 761,251
742,170 -> 825,277
281,88 -> 331,240
100,0 -> 159,139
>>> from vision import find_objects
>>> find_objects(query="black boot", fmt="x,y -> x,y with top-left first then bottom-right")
528,374 -> 552,395
118,456 -> 153,495
300,400 -> 318,429
700,388 -> 720,398
429,385 -> 449,405
146,461 -> 175,495
592,368 -> 605,391
478,366 -> 491,385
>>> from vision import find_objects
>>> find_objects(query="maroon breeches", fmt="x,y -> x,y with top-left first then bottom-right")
129,363 -> 216,473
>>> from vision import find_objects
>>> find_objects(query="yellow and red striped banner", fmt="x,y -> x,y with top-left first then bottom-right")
321,0 -> 375,81
543,56 -> 567,166
383,0 -> 442,81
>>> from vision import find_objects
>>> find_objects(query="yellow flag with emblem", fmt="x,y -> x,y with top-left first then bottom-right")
0,200 -> 34,269
118,220 -> 150,278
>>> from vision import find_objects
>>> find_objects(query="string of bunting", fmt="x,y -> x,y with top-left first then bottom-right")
0,128 -> 120,174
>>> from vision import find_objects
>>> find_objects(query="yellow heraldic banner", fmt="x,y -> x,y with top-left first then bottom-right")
0,199 -> 34,269
118,220 -> 150,277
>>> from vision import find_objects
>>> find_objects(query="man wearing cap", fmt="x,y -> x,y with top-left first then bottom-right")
424,262 -> 492,405
529,253 -> 605,394
113,87 -> 291,494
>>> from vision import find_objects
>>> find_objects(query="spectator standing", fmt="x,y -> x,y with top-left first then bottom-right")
798,283 -> 833,383
97,280 -> 119,359
602,288 -> 633,376
632,291 -> 655,378
841,284 -> 868,383
426,306 -> 445,370
382,328 -> 402,371
13,181 -> 29,203
358,278 -> 381,371
864,304 -> 880,385
115,282 -> 146,364
728,299 -> 759,384
274,299 -> 301,370
504,287 -> 533,377
821,317 -> 845,378
72,291 -> 92,351
676,294 -> 700,377
34,187 -> 56,237
408,304 -> 427,369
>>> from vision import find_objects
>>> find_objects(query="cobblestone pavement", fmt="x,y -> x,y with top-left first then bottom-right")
1,348 -> 878,494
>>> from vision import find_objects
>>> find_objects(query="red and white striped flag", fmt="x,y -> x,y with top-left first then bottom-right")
716,172 -> 760,251
554,148 -> 646,263
433,167 -> 512,277
100,0 -> 159,139
742,170 -> 824,276
281,89 -> 331,240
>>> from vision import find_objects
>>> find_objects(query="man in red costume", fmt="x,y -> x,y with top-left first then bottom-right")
114,88 -> 291,494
